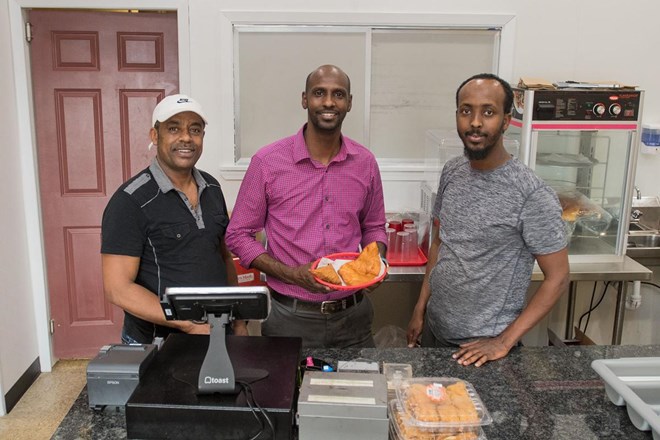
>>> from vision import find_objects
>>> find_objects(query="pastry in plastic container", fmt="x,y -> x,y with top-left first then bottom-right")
394,378 -> 492,436
388,400 -> 486,440
557,190 -> 613,235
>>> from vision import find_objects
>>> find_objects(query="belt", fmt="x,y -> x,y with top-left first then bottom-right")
270,289 -> 363,315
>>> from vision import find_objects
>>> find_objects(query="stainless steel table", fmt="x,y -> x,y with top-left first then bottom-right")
386,256 -> 652,345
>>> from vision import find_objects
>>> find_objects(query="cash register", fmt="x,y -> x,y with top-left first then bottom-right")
124,286 -> 302,440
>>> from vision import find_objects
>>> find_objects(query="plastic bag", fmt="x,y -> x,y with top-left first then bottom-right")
374,325 -> 408,348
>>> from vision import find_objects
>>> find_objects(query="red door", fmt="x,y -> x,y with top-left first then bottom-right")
29,10 -> 179,358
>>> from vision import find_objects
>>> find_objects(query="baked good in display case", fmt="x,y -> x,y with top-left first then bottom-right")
556,190 -> 613,236
558,190 -> 601,222
390,378 -> 491,439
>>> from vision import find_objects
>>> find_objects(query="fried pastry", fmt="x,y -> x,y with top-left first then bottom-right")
338,241 -> 381,286
392,409 -> 479,440
403,381 -> 480,425
557,191 -> 600,222
309,264 -> 342,285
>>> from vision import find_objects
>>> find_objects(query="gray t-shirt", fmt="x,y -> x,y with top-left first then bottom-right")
426,155 -> 566,343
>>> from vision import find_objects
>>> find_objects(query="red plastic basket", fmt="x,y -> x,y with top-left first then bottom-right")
311,252 -> 388,291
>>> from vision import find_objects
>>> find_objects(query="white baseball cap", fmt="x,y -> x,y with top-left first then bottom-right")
152,94 -> 208,126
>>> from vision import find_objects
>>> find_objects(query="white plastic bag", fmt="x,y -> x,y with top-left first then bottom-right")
374,325 -> 408,348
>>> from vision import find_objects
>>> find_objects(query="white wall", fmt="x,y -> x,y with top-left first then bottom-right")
188,0 -> 660,208
1,0 -> 660,405
0,0 -> 40,414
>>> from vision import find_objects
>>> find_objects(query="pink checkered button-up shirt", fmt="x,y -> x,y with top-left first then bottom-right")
226,125 -> 387,301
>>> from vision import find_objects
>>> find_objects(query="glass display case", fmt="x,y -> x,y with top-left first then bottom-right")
507,88 -> 644,262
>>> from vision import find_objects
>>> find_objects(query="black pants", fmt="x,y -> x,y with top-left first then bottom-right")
262,294 -> 375,349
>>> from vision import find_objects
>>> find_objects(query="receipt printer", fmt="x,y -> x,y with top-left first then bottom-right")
87,344 -> 156,410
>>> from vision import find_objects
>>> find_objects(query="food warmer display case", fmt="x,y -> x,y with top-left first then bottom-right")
507,88 -> 644,262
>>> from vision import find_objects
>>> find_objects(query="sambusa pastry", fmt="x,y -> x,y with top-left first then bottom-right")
392,409 -> 479,440
338,242 -> 381,286
558,192 -> 600,222
403,381 -> 480,424
309,264 -> 342,285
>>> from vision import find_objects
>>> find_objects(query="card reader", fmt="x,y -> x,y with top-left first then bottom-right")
87,344 -> 156,410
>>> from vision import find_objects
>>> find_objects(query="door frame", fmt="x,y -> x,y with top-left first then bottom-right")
8,0 -> 191,371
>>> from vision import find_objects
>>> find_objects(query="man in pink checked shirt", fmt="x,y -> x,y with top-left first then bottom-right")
226,65 -> 387,349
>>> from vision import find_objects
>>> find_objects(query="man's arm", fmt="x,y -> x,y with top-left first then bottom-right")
407,217 -> 441,346
453,247 -> 570,367
250,253 -> 331,294
225,156 -> 271,269
220,239 -> 248,336
359,158 -> 388,247
102,254 -> 208,335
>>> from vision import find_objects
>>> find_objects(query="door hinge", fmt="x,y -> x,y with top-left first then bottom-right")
25,21 -> 33,43
49,319 -> 55,334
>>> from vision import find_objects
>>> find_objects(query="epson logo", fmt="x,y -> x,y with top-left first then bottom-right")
177,98 -> 190,103
204,376 -> 230,384
106,380 -> 120,385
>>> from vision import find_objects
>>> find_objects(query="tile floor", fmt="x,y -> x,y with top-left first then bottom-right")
0,359 -> 88,440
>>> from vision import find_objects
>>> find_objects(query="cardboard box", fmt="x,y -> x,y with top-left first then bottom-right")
518,76 -> 637,91
518,77 -> 555,90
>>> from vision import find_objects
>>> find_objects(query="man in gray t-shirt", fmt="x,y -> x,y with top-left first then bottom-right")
407,74 -> 569,367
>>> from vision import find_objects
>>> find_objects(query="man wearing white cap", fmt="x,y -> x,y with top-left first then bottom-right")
101,94 -> 247,344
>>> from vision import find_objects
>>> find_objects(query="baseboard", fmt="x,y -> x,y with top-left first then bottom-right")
4,357 -> 40,413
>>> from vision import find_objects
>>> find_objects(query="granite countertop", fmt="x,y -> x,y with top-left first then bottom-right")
53,344 -> 660,439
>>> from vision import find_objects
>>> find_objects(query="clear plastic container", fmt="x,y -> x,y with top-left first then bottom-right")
557,190 -> 613,235
564,220 -> 576,244
394,378 -> 492,433
641,124 -> 660,146
383,363 -> 413,400
388,400 -> 487,440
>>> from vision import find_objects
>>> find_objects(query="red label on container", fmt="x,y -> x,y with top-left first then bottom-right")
425,383 -> 447,402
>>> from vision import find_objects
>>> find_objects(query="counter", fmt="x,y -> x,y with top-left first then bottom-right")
388,255 -> 651,283
388,255 -> 652,345
52,344 -> 659,439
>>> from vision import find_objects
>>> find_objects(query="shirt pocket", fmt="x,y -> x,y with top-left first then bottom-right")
161,222 -> 192,241
154,222 -> 194,263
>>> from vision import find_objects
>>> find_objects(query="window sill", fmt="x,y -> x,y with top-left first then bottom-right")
219,159 -> 437,182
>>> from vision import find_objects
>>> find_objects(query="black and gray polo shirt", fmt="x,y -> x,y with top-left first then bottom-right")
101,159 -> 230,343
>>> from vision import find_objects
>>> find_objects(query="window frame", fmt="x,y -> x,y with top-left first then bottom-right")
216,11 -> 516,181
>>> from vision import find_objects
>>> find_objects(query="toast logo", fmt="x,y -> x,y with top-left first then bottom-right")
204,376 -> 230,384
177,98 -> 190,103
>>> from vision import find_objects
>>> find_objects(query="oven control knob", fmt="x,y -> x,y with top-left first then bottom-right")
593,103 -> 606,116
609,103 -> 622,116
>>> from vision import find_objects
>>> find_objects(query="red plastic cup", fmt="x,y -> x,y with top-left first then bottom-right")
388,221 -> 403,232
386,228 -> 397,260
397,231 -> 411,263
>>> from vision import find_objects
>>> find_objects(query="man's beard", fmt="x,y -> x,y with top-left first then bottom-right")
461,124 -> 505,161
463,141 -> 496,161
